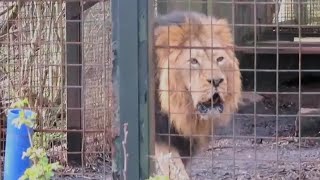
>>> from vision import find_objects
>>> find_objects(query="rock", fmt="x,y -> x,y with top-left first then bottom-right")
295,108 -> 320,137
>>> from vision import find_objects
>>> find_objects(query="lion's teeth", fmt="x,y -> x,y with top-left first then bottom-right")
217,104 -> 224,113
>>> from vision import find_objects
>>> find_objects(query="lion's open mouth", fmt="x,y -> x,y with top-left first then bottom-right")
196,93 -> 224,114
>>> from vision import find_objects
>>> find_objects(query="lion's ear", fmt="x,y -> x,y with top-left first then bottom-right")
153,25 -> 184,58
154,18 -> 202,57
154,25 -> 185,47
212,19 -> 234,44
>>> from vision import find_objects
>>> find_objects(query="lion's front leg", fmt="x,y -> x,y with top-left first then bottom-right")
154,143 -> 190,180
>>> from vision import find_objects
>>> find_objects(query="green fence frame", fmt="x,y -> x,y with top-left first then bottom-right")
112,0 -> 154,179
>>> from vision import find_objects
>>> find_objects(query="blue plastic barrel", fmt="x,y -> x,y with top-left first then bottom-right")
4,108 -> 35,180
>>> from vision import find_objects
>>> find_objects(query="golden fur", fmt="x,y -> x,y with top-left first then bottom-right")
154,11 -> 242,179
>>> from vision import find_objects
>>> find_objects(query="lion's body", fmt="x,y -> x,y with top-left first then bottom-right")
153,11 -> 242,179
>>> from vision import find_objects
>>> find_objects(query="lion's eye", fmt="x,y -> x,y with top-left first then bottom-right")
217,56 -> 224,62
190,58 -> 199,65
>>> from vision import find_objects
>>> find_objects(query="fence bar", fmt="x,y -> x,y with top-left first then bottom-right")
138,0 -> 154,179
111,0 -> 121,178
66,1 -> 82,165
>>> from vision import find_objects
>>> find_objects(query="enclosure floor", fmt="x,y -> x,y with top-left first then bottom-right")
189,138 -> 320,180
54,90 -> 320,180
189,91 -> 320,180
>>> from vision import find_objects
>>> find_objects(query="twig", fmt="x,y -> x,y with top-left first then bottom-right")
0,2 -> 24,44
0,5 -> 14,17
122,123 -> 128,180
27,129 -> 33,147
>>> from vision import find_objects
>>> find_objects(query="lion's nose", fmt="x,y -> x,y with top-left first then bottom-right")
207,78 -> 224,87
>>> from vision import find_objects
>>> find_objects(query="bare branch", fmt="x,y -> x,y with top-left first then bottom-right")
0,5 -> 14,17
0,2 -> 24,44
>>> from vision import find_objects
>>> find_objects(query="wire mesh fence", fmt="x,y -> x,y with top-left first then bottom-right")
152,0 -> 320,179
1,0 -> 320,180
0,0 -> 114,179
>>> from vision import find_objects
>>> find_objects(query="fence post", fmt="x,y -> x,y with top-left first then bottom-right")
117,0 -> 140,179
138,0 -> 154,179
114,0 -> 153,179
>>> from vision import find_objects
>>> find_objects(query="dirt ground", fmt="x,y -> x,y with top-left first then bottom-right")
189,138 -> 320,180
52,79 -> 320,180
53,88 -> 320,180
189,91 -> 320,180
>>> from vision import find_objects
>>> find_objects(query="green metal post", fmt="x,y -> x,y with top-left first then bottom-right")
138,0 -> 154,179
118,0 -> 139,178
114,0 -> 153,179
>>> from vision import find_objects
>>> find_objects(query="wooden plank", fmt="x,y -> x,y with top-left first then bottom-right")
237,46 -> 320,54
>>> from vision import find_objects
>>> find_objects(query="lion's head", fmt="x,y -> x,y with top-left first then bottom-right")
154,11 -> 242,136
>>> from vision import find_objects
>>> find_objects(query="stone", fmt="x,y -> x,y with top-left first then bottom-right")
295,108 -> 320,137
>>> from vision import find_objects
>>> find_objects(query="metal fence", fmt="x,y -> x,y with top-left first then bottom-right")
1,0 -> 320,180
148,0 -> 320,180
0,0 -> 114,179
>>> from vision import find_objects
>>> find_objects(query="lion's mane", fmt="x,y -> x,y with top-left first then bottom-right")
154,11 -> 242,159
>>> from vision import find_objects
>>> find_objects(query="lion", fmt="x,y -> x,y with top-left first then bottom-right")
153,11 -> 242,180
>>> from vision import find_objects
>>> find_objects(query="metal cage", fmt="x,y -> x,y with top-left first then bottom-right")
0,0 -> 113,179
127,0 -> 320,179
1,0 -> 320,179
